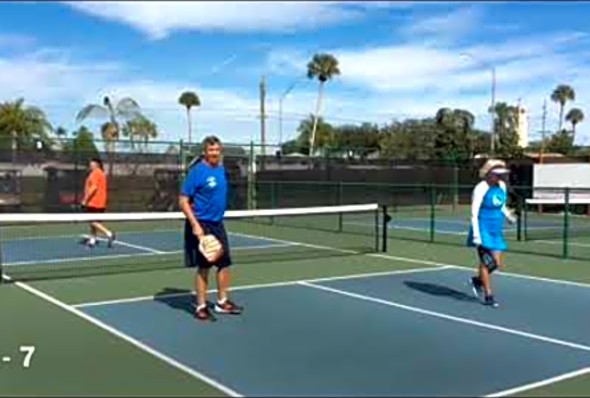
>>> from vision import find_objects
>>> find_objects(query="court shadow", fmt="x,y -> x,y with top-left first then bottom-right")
403,281 -> 478,303
153,287 -> 195,316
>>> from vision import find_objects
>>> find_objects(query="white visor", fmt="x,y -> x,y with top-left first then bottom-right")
490,168 -> 510,175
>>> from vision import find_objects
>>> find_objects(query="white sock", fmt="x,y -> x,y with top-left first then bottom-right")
89,237 -> 96,245
106,231 -> 113,238
197,303 -> 207,311
217,298 -> 227,305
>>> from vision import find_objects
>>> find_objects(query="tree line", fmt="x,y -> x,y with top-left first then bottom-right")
0,51 -> 586,168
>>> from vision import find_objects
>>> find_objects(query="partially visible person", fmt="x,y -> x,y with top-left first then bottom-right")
467,159 -> 517,308
179,135 -> 242,322
81,158 -> 115,248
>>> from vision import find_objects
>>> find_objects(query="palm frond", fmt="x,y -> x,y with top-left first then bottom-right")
178,91 -> 201,108
76,104 -> 108,123
115,97 -> 142,120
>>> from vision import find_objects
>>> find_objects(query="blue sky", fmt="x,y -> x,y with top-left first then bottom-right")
1,1 -> 589,148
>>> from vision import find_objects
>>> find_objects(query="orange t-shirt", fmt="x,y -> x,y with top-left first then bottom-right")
85,168 -> 107,209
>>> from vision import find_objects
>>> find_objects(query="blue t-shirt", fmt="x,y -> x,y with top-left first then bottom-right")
181,161 -> 228,222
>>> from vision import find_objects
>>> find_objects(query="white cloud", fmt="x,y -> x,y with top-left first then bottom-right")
0,49 -> 120,103
65,1 -> 365,39
0,33 -> 36,49
401,5 -> 484,40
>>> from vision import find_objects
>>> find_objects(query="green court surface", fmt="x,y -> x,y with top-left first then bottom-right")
3,216 -> 590,396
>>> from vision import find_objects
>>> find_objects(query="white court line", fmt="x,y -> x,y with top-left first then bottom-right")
5,275 -> 242,397
4,240 -> 297,267
93,236 -> 165,254
300,281 -> 590,353
2,228 -> 180,242
73,266 -> 452,308
4,250 -> 181,267
72,249 -> 590,308
486,365 -> 590,397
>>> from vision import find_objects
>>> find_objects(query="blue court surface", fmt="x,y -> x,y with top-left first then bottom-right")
74,267 -> 590,397
2,230 -> 290,267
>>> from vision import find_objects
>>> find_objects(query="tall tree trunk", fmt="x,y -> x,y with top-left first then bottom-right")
187,108 -> 192,145
572,122 -> 577,143
107,140 -> 114,177
558,103 -> 564,131
309,82 -> 325,156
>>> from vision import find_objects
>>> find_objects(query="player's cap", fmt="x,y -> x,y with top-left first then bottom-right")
480,159 -> 510,179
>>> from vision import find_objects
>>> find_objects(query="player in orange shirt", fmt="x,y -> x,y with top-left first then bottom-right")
81,158 -> 115,248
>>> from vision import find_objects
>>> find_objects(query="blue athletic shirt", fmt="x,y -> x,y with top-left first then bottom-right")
181,161 -> 228,223
467,180 -> 510,251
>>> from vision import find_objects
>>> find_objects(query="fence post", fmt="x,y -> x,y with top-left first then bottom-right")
516,192 -> 523,242
453,164 -> 459,213
523,187 -> 529,241
430,184 -> 436,242
382,205 -> 390,253
247,141 -> 255,210
563,187 -> 570,259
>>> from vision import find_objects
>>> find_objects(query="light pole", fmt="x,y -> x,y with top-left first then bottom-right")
460,53 -> 496,155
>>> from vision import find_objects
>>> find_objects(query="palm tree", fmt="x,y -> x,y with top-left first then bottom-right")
551,85 -> 575,131
76,96 -> 142,175
122,115 -> 158,152
565,108 -> 585,142
55,126 -> 67,149
178,91 -> 200,145
306,53 -> 340,156
0,98 -> 53,162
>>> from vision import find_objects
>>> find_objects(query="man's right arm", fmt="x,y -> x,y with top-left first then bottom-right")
179,169 -> 205,240
179,195 -> 204,239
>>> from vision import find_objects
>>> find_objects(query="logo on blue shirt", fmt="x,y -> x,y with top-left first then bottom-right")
492,195 -> 503,207
206,176 -> 217,188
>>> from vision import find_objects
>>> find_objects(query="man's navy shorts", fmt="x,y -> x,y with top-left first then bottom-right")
184,219 -> 232,270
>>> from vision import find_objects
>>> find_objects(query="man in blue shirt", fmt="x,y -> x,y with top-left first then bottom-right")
179,135 -> 243,321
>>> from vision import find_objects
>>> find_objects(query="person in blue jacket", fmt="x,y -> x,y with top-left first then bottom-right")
467,159 -> 517,308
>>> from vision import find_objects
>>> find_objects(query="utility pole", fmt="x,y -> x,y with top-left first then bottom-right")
260,75 -> 266,170
540,98 -> 547,163
490,66 -> 496,156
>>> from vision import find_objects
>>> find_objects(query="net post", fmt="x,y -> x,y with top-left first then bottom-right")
516,192 -> 523,241
429,184 -> 436,243
524,186 -> 529,241
563,187 -> 570,259
337,181 -> 343,205
382,205 -> 390,252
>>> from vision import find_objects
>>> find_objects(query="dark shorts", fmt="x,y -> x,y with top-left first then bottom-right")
184,219 -> 232,270
85,206 -> 106,213
84,206 -> 106,223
